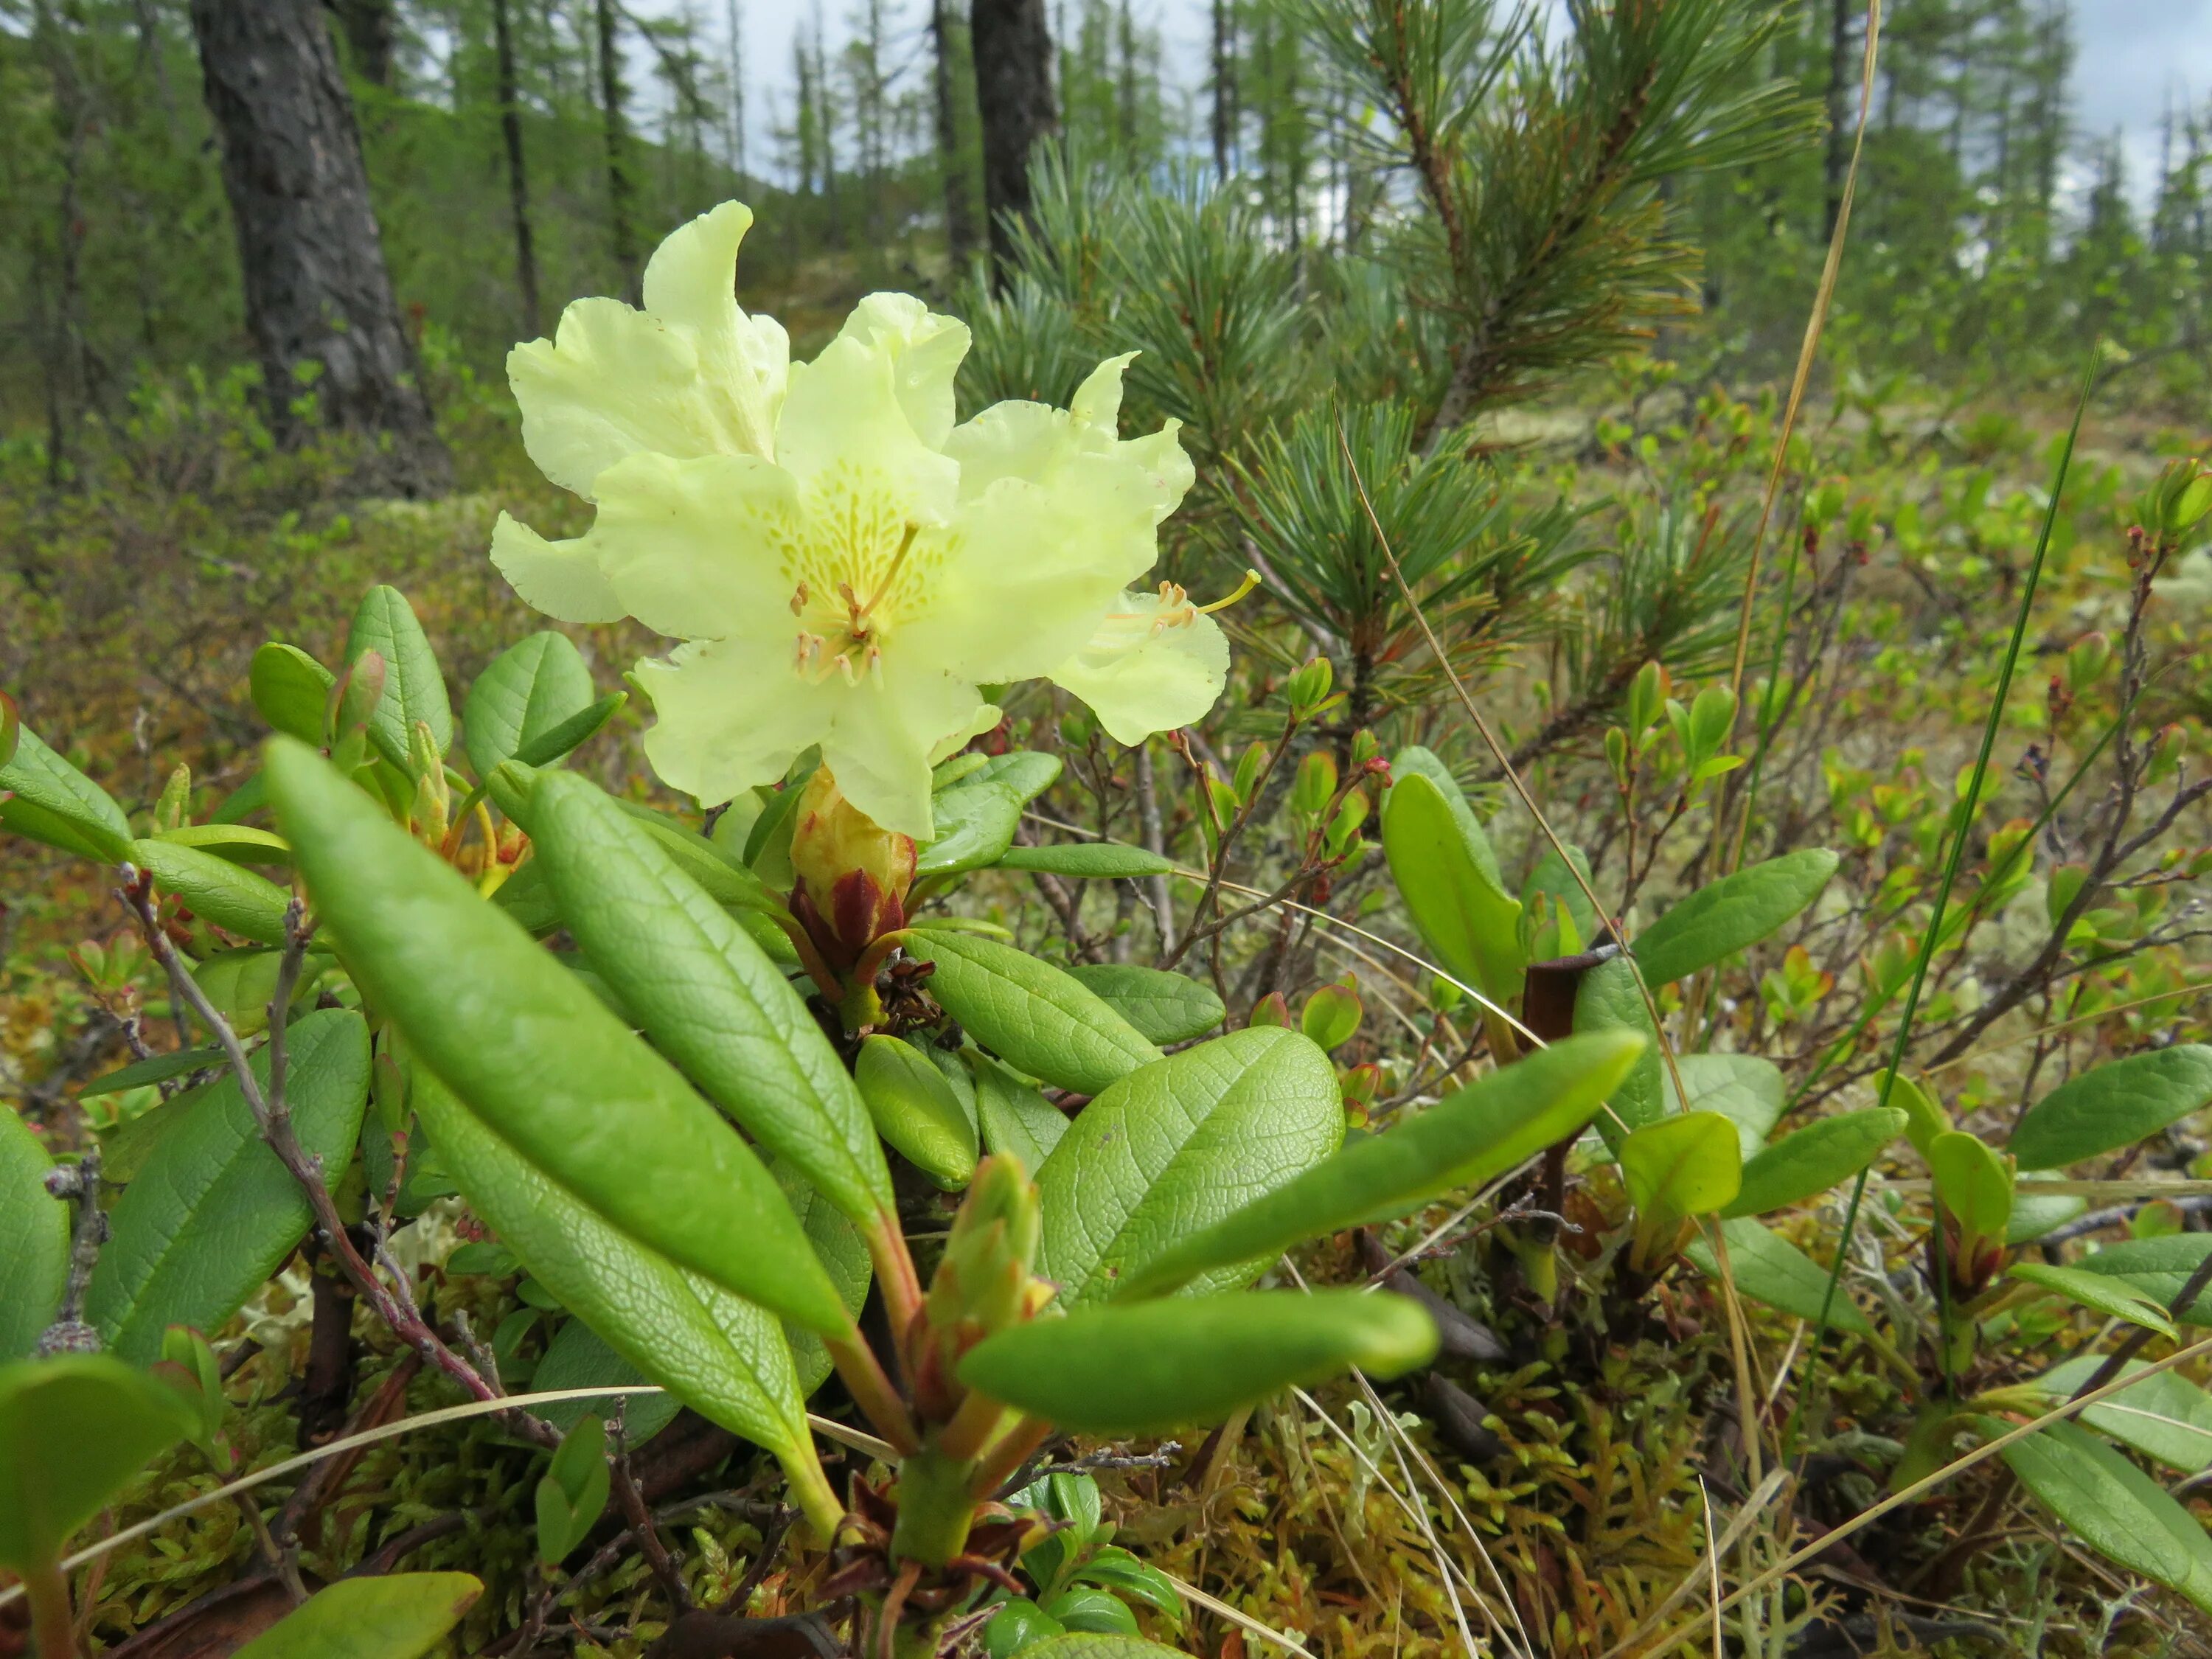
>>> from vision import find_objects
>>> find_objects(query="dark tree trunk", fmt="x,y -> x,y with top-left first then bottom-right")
930,0 -> 978,266
970,0 -> 1057,272
596,0 -> 639,302
491,0 -> 541,338
1822,0 -> 1851,240
327,0 -> 394,87
1209,0 -> 1234,180
189,0 -> 449,495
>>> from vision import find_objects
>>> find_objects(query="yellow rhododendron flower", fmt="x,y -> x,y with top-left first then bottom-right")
490,201 -> 1223,838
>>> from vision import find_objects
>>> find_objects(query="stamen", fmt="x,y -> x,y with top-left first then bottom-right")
855,522 -> 922,622
790,582 -> 810,616
833,652 -> 858,686
1197,568 -> 1264,614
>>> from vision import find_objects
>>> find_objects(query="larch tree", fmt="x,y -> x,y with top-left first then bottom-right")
187,0 -> 448,493
970,0 -> 1057,269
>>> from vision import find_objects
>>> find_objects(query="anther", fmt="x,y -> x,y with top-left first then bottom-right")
790,582 -> 810,616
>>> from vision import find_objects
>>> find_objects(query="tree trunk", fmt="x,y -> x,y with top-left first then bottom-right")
189,0 -> 449,495
1208,0 -> 1234,180
931,0 -> 979,265
1822,0 -> 1851,240
596,0 -> 639,302
327,0 -> 394,87
970,0 -> 1057,271
491,0 -> 541,339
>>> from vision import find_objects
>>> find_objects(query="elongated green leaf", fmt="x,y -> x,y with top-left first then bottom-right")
537,1417 -> 611,1564
1986,1414 -> 2212,1614
531,771 -> 891,1227
774,1159 -> 872,1396
1620,1111 -> 1741,1222
856,1034 -> 978,1189
1064,964 -> 1225,1046
1573,953 -> 1663,1149
1119,1031 -> 1644,1302
517,692 -> 625,768
465,633 -> 597,777
2039,1357 -> 2212,1472
1039,1027 -> 1344,1305
963,1289 -> 1435,1434
2008,1172 -> 2089,1244
347,586 -> 451,768
232,1573 -> 484,1659
1682,1217 -> 1872,1334
188,947 -> 331,1040
265,739 -> 846,1333
2011,1046 -> 2212,1171
919,779 -> 1024,876
2008,1262 -> 2176,1338
1381,751 -> 1524,1005
1521,844 -> 1599,957
0,723 -> 131,862
1723,1108 -> 1905,1218
1018,1638 -> 1188,1659
156,824 -> 292,868
967,751 -> 1062,804
999,843 -> 1172,878
411,1068 -> 837,1527
86,1010 -> 369,1362
1664,1053 -> 1784,1161
0,1108 -> 65,1360
249,643 -> 335,746
1929,1131 -> 2013,1248
2069,1237 -> 2212,1325
131,838 -> 293,945
1881,1068 -> 1950,1161
899,928 -> 1158,1096
0,1354 -> 195,1569
973,1053 -> 1069,1170
1630,849 -> 1838,986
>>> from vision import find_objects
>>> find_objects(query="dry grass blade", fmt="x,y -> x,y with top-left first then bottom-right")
1156,1568 -> 1320,1659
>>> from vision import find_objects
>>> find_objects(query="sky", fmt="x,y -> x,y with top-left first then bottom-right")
684,0 -> 2212,206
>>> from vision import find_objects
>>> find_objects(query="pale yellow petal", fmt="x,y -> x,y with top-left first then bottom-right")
489,512 -> 625,624
639,201 -> 785,456
777,331 -> 959,527
1068,352 -> 1138,434
820,663 -> 988,840
636,639 -> 841,808
834,293 -> 971,452
1050,595 -> 1228,745
582,451 -> 800,642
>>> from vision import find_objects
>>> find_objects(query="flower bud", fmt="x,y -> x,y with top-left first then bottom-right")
1248,991 -> 1291,1029
789,767 -> 917,970
1286,655 -> 1334,717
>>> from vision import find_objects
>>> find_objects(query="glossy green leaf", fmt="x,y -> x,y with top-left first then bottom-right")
2011,1046 -> 2212,1171
856,1034 -> 978,1189
1663,1053 -> 1784,1161
1928,1130 -> 2013,1248
2008,1173 -> 2089,1245
249,643 -> 335,745
1879,1068 -> 1950,1161
1682,1217 -> 1872,1334
1018,1638 -> 1188,1659
1043,1589 -> 1141,1637
1381,751 -> 1524,1005
1985,1415 -> 2212,1614
984,1601 -> 1068,1659
1629,849 -> 1838,986
2038,1357 -> 2212,1472
86,1010 -> 370,1362
1070,1546 -> 1186,1618
131,837 -> 293,945
529,1320 -> 681,1444
1620,1111 -> 1742,1222
899,928 -> 1159,1096
999,842 -> 1172,878
966,1290 -> 1433,1434
230,1573 -> 484,1659
918,779 -> 1025,876
531,771 -> 891,1227
1038,1026 -> 1344,1305
1064,964 -> 1225,1046
265,739 -> 846,1333
1572,953 -> 1664,1149
1723,1108 -> 1905,1218
2068,1237 -> 2212,1325
516,692 -> 626,768
967,751 -> 1062,804
0,1354 -> 196,1569
346,585 -> 451,768
0,723 -> 132,862
156,824 -> 292,868
188,947 -> 331,1040
464,632 -> 597,777
2008,1262 -> 2176,1338
537,1416 -> 611,1564
973,1052 -> 1069,1171
1119,1031 -> 1644,1301
773,1159 -> 872,1396
0,1108 -> 65,1360
410,1066 -> 838,1528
